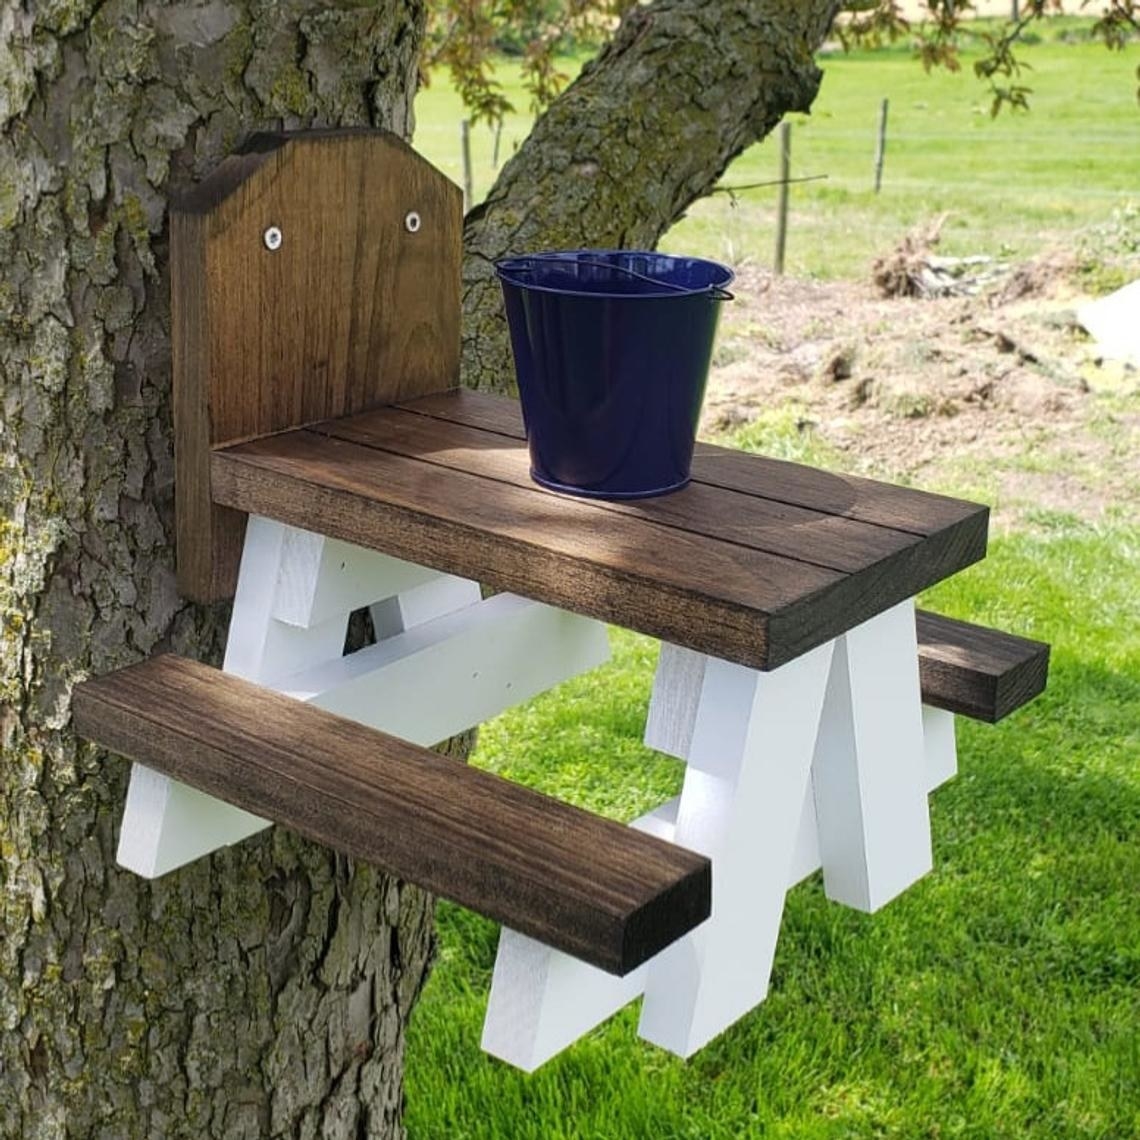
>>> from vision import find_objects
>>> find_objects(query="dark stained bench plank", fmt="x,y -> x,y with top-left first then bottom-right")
916,611 -> 1050,723
73,655 -> 711,976
398,388 -> 988,538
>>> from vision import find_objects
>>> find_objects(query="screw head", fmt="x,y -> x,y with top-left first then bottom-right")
263,226 -> 283,251
404,211 -> 422,234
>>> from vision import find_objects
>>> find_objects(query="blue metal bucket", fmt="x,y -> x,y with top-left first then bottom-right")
496,250 -> 734,499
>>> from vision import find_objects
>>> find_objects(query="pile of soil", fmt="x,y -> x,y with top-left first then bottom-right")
702,252 -> 1139,530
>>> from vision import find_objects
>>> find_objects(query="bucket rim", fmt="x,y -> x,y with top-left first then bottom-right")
495,248 -> 734,301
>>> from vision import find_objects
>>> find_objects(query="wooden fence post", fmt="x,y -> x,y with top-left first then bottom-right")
461,119 -> 474,211
774,121 -> 791,276
873,97 -> 889,194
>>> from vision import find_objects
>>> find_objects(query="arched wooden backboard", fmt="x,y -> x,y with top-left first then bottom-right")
172,130 -> 462,601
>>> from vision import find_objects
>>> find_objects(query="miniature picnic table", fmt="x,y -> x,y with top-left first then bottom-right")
75,130 -> 1047,1072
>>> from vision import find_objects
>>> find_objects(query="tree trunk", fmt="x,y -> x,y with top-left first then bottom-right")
1,0 -> 844,1135
461,0 -> 844,390
0,4 -> 435,1137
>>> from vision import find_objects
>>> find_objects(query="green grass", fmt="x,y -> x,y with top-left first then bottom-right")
673,33 -> 1140,279
405,518 -> 1140,1139
406,26 -> 1139,1138
413,24 -> 1140,279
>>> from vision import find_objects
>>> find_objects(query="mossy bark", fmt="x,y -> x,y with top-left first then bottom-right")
0,3 -> 435,1137
461,0 -> 843,390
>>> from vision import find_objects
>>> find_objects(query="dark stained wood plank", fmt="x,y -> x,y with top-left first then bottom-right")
73,655 -> 711,976
172,131 -> 461,602
315,406 -> 927,574
398,388 -> 988,538
211,428 -> 987,670
171,207 -> 248,601
916,610 -> 1050,723
403,386 -> 526,436
212,431 -> 844,670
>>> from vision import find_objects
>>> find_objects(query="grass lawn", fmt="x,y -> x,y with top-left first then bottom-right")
404,511 -> 1139,1140
406,23 -> 1139,1138
413,21 -> 1140,279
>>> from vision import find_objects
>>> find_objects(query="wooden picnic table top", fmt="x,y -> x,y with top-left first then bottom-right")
211,388 -> 989,671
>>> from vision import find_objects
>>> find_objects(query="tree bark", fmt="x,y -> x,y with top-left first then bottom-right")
461,0 -> 844,390
1,0 -> 844,1135
0,4 -> 436,1137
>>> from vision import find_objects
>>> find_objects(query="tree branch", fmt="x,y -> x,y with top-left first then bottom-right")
461,0 -> 845,390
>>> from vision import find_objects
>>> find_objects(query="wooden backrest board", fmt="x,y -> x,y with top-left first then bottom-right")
172,130 -> 462,601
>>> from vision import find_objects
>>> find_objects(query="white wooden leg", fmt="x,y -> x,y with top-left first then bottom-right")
481,800 -> 675,1072
224,518 -> 351,683
643,642 -> 705,758
811,599 -> 933,912
650,636 -> 959,892
118,519 -> 352,876
923,705 -> 958,789
638,641 -> 835,1057
483,642 -> 836,1069
486,606 -> 959,1069
117,518 -> 608,879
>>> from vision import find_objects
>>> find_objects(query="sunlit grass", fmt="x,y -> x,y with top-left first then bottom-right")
406,24 -> 1139,1139
405,520 -> 1140,1139
413,23 -> 1140,280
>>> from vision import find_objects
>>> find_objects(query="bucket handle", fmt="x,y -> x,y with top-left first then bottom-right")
498,256 -> 734,301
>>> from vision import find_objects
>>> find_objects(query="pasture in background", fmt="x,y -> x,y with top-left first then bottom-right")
413,20 -> 1140,279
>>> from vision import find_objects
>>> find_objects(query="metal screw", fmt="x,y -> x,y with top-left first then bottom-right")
404,211 -> 421,234
263,226 -> 283,251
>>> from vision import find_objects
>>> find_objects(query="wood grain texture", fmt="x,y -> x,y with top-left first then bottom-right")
915,610 -> 1050,723
210,388 -> 989,669
400,388 -> 986,535
73,655 -> 710,975
172,130 -> 461,601
317,407 -> 924,574
212,433 -> 836,670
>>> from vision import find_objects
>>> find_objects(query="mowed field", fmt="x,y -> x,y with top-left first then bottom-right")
413,21 -> 1140,279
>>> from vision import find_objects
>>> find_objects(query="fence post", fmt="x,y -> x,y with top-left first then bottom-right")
493,120 -> 503,169
461,119 -> 474,212
774,121 -> 791,276
873,97 -> 889,194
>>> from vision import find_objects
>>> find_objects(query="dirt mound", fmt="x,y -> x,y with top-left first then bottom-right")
702,257 -> 1138,530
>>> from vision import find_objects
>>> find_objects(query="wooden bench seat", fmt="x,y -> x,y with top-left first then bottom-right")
73,654 -> 711,976
915,610 -> 1050,723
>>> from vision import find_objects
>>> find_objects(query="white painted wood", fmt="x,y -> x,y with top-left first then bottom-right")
278,594 -> 609,747
633,795 -> 680,841
118,517 -> 339,876
810,599 -> 933,913
272,527 -> 441,628
224,518 -> 357,685
369,573 -> 482,639
118,518 -> 608,879
643,643 -> 706,759
645,642 -> 958,892
638,640 -> 835,1057
923,705 -> 958,789
485,615 -> 966,1067
117,768 -> 273,879
481,798 -> 678,1072
484,642 -> 840,1071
